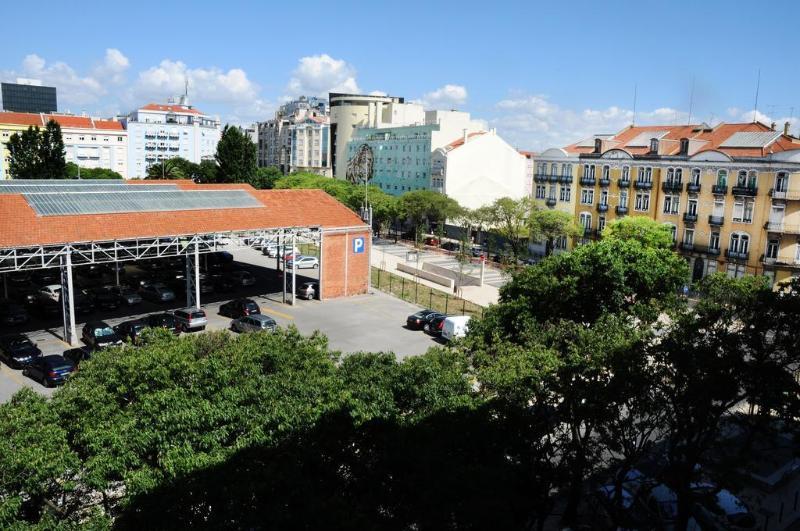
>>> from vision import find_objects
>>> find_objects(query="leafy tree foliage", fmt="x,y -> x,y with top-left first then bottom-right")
145,158 -> 186,180
398,190 -> 461,245
602,215 -> 675,249
530,208 -> 578,256
484,196 -> 534,261
39,120 -> 67,179
66,162 -> 123,179
7,121 -> 68,179
215,125 -> 257,183
249,166 -> 282,189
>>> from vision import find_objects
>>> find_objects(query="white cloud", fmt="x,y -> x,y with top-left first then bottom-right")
490,94 -> 695,151
286,54 -> 360,97
134,59 -> 258,104
92,48 -> 130,85
418,84 -> 468,109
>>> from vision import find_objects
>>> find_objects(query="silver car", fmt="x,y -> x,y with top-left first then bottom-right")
230,314 -> 277,333
140,282 -> 175,302
173,307 -> 208,332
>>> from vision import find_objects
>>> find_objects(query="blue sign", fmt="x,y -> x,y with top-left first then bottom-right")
353,237 -> 365,254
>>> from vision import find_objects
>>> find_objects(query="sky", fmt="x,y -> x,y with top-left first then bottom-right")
1,0 -> 799,151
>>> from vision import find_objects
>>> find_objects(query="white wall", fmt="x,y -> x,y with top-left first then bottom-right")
440,132 -> 527,209
62,128 -> 128,177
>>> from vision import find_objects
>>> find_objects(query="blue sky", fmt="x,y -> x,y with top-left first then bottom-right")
1,0 -> 798,150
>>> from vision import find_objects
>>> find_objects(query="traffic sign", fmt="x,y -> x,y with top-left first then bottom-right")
353,237 -> 365,254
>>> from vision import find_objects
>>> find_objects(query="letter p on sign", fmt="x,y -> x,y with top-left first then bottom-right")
353,237 -> 365,254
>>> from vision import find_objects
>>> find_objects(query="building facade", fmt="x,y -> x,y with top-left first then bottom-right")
0,112 -> 127,179
122,97 -> 220,179
257,96 -> 328,173
1,79 -> 57,113
288,117 -> 331,176
535,122 -> 800,286
330,92 -> 423,179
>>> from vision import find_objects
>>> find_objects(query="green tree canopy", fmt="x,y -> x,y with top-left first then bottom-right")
215,125 -> 257,183
483,196 -> 534,261
66,162 -> 123,179
602,216 -> 675,249
39,119 -> 67,179
145,158 -> 186,180
530,208 -> 579,256
398,190 -> 461,244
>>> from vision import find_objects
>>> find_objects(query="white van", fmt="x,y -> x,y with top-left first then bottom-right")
442,315 -> 471,341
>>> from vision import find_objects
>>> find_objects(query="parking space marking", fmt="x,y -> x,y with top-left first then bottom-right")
258,306 -> 295,320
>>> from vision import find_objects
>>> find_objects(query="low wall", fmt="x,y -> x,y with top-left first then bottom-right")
396,263 -> 455,290
422,262 -> 481,287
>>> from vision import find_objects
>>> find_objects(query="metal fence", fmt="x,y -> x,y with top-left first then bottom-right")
371,267 -> 485,318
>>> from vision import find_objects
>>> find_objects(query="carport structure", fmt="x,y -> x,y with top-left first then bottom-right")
0,179 -> 371,345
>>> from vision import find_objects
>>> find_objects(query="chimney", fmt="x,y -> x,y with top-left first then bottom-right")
462,129 -> 468,143
785,121 -> 791,136
770,122 -> 776,131
593,138 -> 603,153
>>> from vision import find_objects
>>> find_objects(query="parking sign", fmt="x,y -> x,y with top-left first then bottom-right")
353,237 -> 365,254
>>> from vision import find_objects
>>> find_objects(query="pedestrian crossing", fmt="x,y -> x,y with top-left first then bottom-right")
373,241 -> 509,288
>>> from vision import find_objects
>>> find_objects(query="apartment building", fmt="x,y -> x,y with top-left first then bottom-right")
257,96 -> 328,173
535,122 -> 800,286
0,112 -> 127,179
288,115 -> 331,176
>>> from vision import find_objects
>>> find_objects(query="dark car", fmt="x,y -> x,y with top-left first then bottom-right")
145,313 -> 180,334
219,298 -> 261,319
70,293 -> 95,314
81,321 -> 123,350
0,333 -> 42,368
0,299 -> 29,326
441,241 -> 460,252
31,294 -> 62,317
63,346 -> 92,367
85,287 -> 120,310
406,309 -> 441,330
23,355 -> 75,387
425,314 -> 448,335
113,319 -> 147,345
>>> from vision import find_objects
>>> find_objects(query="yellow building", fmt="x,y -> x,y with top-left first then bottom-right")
536,122 -> 800,286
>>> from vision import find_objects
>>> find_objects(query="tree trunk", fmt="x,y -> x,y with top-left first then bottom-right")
545,237 -> 553,256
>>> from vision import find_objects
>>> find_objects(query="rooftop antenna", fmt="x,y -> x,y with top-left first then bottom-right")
752,68 -> 761,123
687,77 -> 695,124
632,83 -> 638,126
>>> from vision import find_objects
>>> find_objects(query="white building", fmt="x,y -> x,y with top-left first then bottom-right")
122,96 -> 221,179
0,112 -> 128,179
289,115 -> 331,176
330,92 -> 424,179
257,96 -> 328,173
431,129 -> 527,209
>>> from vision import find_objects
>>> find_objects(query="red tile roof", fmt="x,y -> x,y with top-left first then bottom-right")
0,112 -> 43,126
0,183 -> 366,248
0,112 -> 124,131
140,103 -> 203,115
446,131 -> 486,150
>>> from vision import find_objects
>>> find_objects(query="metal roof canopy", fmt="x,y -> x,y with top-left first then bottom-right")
0,184 -> 179,194
23,189 -> 263,216
0,226 -> 322,273
0,179 -> 130,185
719,131 -> 782,148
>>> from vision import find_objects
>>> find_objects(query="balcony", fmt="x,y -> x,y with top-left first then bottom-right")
662,181 -> 683,193
582,227 -> 598,239
708,215 -> 724,226
615,205 -> 629,216
579,177 -> 596,186
634,180 -> 652,190
760,255 -> 800,269
686,183 -> 701,193
559,175 -> 573,184
769,188 -> 800,200
686,244 -> 721,256
732,185 -> 758,197
711,184 -> 728,195
618,178 -> 631,188
533,173 -> 548,183
764,222 -> 800,235
597,203 -> 609,213
548,174 -> 560,183
725,249 -> 750,261
545,197 -> 557,207
683,212 -> 698,223
679,242 -> 695,251
599,177 -> 611,187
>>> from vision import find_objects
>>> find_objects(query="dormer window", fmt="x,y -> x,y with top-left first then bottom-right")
680,138 -> 689,154
650,138 -> 659,153
594,138 -> 603,153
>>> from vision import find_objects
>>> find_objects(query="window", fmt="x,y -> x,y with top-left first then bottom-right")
562,164 -> 572,177
581,188 -> 594,205
717,169 -> 728,186
590,165 -> 596,178
687,199 -> 698,215
548,185 -> 557,200
600,190 -> 608,205
766,239 -> 779,259
559,186 -> 571,202
691,168 -> 701,185
666,167 -> 675,182
551,163 -> 558,176
665,224 -> 677,243
683,229 -> 695,247
796,242 -> 800,263
776,171 -> 789,192
709,232 -> 720,251
747,170 -> 758,188
602,165 -> 610,179
650,138 -> 659,152
619,190 -> 628,207
555,236 -> 567,249
622,166 -> 630,181
663,194 -> 680,214
637,166 -> 653,183
732,199 -> 754,223
729,233 -> 750,254
713,199 -> 725,217
634,192 -> 650,211
737,170 -> 747,187
598,216 -> 606,232
579,212 -> 592,228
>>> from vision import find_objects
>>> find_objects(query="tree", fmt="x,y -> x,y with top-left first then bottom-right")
398,190 -> 460,246
530,209 -> 579,256
484,196 -> 534,262
602,216 -> 675,249
215,125 -> 257,183
146,158 -> 187,180
39,119 -> 67,179
6,126 -> 42,179
249,166 -> 282,189
66,162 -> 123,179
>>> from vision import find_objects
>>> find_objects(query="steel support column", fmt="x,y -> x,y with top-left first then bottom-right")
60,253 -> 77,346
194,242 -> 200,309
318,231 -> 324,301
291,232 -> 297,306
281,230 -> 287,304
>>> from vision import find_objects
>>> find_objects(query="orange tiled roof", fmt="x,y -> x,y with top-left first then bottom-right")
0,112 -> 44,126
446,131 -> 486,149
140,103 -> 203,115
0,183 -> 366,248
0,112 -> 124,131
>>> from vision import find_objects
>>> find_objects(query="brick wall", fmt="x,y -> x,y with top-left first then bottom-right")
321,230 -> 370,299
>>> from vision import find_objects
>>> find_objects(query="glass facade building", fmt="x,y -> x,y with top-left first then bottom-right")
1,83 -> 57,113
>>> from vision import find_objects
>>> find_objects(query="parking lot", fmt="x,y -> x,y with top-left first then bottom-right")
0,247 -> 439,402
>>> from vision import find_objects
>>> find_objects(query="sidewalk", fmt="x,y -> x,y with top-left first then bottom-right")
372,242 -> 501,307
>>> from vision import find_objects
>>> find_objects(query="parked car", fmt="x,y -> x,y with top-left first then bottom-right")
113,319 -> 148,345
219,298 -> 261,319
441,241 -> 460,252
39,284 -> 61,302
230,270 -> 256,287
205,251 -> 234,271
31,294 -> 61,317
173,307 -> 208,332
63,346 -> 92,367
81,321 -> 123,350
470,245 -> 485,258
110,285 -> 142,305
424,236 -> 440,246
425,314 -> 448,335
140,282 -> 176,303
231,314 -> 277,333
692,486 -> 756,530
263,245 -> 299,258
0,299 -> 29,326
406,309 -> 441,330
0,333 -> 42,368
84,287 -> 120,310
646,483 -> 703,531
70,293 -> 95,314
442,315 -> 472,341
286,256 -> 319,269
297,281 -> 318,300
144,312 -> 180,334
23,355 -> 75,387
